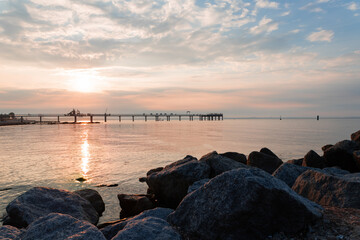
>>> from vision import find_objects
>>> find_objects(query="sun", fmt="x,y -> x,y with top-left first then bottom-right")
67,71 -> 100,93
72,78 -> 96,93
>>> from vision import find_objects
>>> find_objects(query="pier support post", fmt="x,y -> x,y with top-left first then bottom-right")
132,116 -> 134,122
57,116 -> 60,123
145,116 -> 147,122
119,116 -> 121,122
90,115 -> 93,123
20,116 -> 24,123
74,115 -> 77,123
179,116 -> 181,121
40,116 -> 42,123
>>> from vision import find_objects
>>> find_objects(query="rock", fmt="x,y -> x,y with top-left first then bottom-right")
20,213 -> 106,240
338,172 -> 360,182
146,155 -> 210,208
303,150 -> 325,168
322,144 -> 333,152
273,164 -> 350,188
146,167 -> 163,176
139,177 -> 147,182
287,158 -> 303,166
168,168 -> 323,240
260,147 -> 279,158
200,151 -> 248,178
101,208 -> 173,240
220,152 -> 247,164
292,170 -> 360,209
74,189 -> 105,216
118,194 -> 155,218
273,163 -> 310,187
187,178 -> 209,193
247,151 -> 283,174
0,225 -> 23,239
76,177 -> 87,182
351,130 -> 360,143
5,187 -> 99,228
96,184 -> 119,188
354,150 -> 360,169
323,140 -> 360,172
112,217 -> 181,240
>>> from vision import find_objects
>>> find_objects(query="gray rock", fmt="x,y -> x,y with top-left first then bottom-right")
247,151 -> 283,174
302,150 -> 325,168
112,217 -> 181,240
351,129 -> 360,143
200,151 -> 248,178
5,187 -> 99,228
146,155 -> 210,208
260,147 -> 279,158
292,170 -> 360,209
273,163 -> 310,187
187,178 -> 209,194
323,140 -> 360,172
286,158 -> 303,166
168,168 -> 322,240
322,144 -> 333,152
0,225 -> 23,240
341,172 -> 360,182
273,164 -> 350,188
220,152 -> 247,164
146,167 -> 163,176
74,189 -> 105,216
118,194 -> 155,218
20,213 -> 106,240
101,208 -> 173,240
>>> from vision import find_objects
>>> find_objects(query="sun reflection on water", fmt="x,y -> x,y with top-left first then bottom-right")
81,130 -> 90,178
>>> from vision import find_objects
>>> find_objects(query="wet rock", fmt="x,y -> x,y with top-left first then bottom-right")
292,170 -> 360,209
187,178 -> 209,193
200,151 -> 248,177
354,150 -> 360,169
20,213 -> 106,240
260,147 -> 279,158
146,155 -> 210,208
74,189 -> 105,216
247,151 -> 283,174
351,130 -> 360,143
96,184 -> 119,188
146,167 -> 163,176
168,168 -> 323,240
303,150 -> 325,168
323,140 -> 360,172
341,172 -> 360,182
220,152 -> 247,164
322,144 -> 334,152
5,187 -> 99,228
0,225 -> 23,239
138,177 -> 147,182
322,167 -> 350,175
118,194 -> 155,218
287,158 -> 303,166
112,217 -> 181,240
101,208 -> 173,240
76,177 -> 87,182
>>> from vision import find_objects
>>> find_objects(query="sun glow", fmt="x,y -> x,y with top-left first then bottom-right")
73,78 -> 96,93
81,131 -> 90,177
64,70 -> 103,93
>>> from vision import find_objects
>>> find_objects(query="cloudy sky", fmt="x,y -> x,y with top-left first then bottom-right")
0,0 -> 359,117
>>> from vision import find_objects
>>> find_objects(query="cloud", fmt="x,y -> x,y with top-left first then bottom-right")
307,29 -> 334,42
347,2 -> 358,11
250,17 -> 278,35
255,0 -> 279,9
280,11 -> 290,17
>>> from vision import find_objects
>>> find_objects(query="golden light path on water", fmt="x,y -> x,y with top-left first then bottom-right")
81,129 -> 90,178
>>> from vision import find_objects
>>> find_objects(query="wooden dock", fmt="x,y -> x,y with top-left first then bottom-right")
15,113 -> 224,123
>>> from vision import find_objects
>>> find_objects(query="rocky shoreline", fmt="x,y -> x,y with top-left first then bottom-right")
1,130 -> 360,239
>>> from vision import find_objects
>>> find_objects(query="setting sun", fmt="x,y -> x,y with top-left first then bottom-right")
72,78 -> 96,93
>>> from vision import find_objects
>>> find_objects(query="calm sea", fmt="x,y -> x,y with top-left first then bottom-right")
0,118 -> 358,223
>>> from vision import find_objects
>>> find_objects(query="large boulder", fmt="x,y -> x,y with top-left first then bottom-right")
118,194 -> 155,218
187,178 -> 209,194
0,225 -> 23,239
74,189 -> 105,216
302,150 -> 325,168
273,163 -> 349,188
112,217 -> 181,240
351,130 -> 360,143
354,150 -> 360,169
247,151 -> 283,174
101,208 -> 173,240
4,187 -> 99,228
286,158 -> 303,166
260,147 -> 279,158
220,152 -> 247,164
168,168 -> 323,240
200,151 -> 248,177
323,140 -> 360,172
20,213 -> 106,240
146,155 -> 210,208
292,170 -> 360,209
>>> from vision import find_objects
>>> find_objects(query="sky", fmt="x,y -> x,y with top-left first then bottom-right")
0,0 -> 359,117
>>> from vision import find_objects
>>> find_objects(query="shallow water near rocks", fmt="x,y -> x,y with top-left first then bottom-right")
0,118 -> 358,223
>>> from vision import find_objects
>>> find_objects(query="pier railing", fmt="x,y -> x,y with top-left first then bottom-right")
14,113 -> 224,123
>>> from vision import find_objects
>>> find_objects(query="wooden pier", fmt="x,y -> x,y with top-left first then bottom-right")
15,113 -> 224,123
